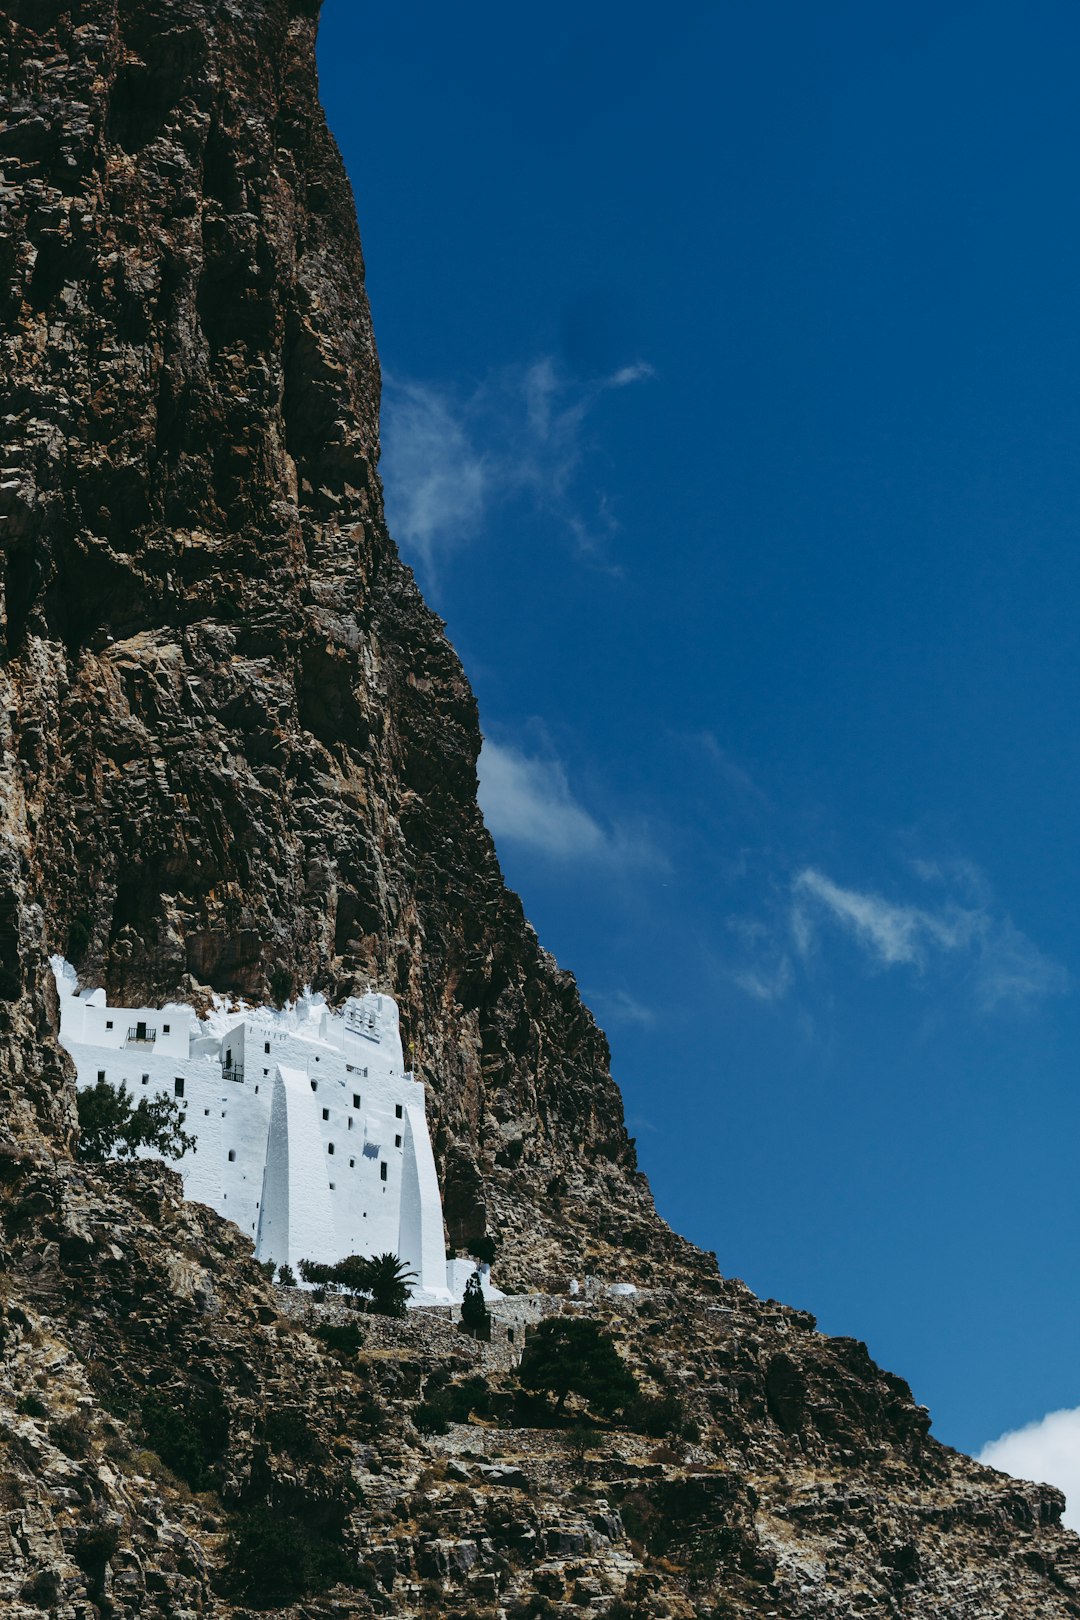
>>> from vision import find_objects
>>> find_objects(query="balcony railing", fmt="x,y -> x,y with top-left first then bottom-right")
125,1026 -> 157,1045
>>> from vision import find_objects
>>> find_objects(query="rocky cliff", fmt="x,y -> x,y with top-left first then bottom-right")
1,2 -> 1079,1616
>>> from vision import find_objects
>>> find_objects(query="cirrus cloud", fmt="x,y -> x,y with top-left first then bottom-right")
380,355 -> 654,579
727,861 -> 1068,1016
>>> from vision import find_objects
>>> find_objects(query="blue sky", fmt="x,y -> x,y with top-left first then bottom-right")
319,2 -> 1080,1479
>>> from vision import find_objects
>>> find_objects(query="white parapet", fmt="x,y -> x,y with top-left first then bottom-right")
52,959 -> 454,1305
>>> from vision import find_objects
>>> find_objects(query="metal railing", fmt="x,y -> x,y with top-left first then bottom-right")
125,1026 -> 157,1044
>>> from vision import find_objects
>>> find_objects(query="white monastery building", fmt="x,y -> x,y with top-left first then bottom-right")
52,960 -> 458,1306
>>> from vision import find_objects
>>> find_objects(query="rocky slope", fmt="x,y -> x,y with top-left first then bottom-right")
0,1 -> 1078,1615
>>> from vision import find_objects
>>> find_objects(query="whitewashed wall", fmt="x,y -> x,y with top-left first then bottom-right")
54,963 -> 454,1303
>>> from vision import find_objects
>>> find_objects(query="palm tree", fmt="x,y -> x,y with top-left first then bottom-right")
364,1252 -> 417,1317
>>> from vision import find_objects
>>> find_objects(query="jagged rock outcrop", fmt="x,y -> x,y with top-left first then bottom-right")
1,2 -> 1079,1616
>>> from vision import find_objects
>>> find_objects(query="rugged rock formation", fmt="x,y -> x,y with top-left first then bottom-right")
0,0 -> 655,1275
1,2 -> 1079,1616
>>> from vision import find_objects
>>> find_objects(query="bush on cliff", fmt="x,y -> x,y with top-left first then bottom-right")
76,1077 -> 196,1164
140,1384 -> 228,1492
224,1504 -> 352,1603
518,1317 -> 638,1420
298,1252 -> 416,1316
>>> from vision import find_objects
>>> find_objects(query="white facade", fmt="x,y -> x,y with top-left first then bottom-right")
53,961 -> 454,1305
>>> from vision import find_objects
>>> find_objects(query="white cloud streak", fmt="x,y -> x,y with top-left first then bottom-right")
477,740 -> 605,859
980,1409 -> 1080,1530
790,867 -> 1068,1012
380,357 -> 654,578
793,868 -> 971,967
477,737 -> 660,869
729,862 -> 1067,1014
586,988 -> 657,1028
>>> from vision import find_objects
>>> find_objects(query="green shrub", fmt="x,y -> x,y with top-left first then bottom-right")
263,1407 -> 325,1461
224,1504 -> 351,1603
277,1262 -> 297,1287
140,1385 -> 227,1491
413,1400 -> 450,1435
470,1234 -> 498,1267
518,1317 -> 638,1420
49,1414 -> 92,1458
298,1252 -> 416,1316
442,1375 -> 491,1422
626,1391 -> 686,1438
313,1319 -> 364,1358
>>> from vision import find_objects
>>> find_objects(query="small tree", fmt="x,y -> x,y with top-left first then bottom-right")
519,1317 -> 638,1418
470,1233 -> 498,1268
277,1263 -> 297,1287
460,1269 -> 491,1340
297,1252 -> 416,1317
76,1078 -> 196,1164
364,1252 -> 416,1317
567,1421 -> 603,1481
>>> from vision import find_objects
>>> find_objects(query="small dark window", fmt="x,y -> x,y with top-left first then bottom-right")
263,1068 -> 268,1076
349,1158 -> 355,1168
105,1020 -> 113,1030
322,1107 -> 329,1121
174,1077 -> 184,1098
97,1070 -> 105,1082
347,1117 -> 353,1130
328,1142 -> 335,1155
310,1080 -> 317,1092
204,1109 -> 210,1116
162,1024 -> 170,1034
314,1056 -> 319,1063
264,1041 -> 270,1054
395,1104 -> 403,1119
329,1181 -> 335,1190
507,1327 -> 515,1343
254,1085 -> 259,1095
353,1094 -> 361,1109
380,1162 -> 388,1182
228,1149 -> 236,1162
395,1134 -> 402,1148
141,1074 -> 149,1085
224,1049 -> 232,1068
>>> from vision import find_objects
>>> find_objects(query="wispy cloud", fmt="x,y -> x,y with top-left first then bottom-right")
980,1409 -> 1080,1530
376,379 -> 489,575
380,356 -> 654,578
585,987 -> 657,1027
793,868 -> 970,968
477,737 -> 661,868
725,916 -> 793,1002
478,739 -> 604,859
696,732 -> 771,813
727,861 -> 1067,1015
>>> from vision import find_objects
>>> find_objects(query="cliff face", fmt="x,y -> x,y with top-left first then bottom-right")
2,4 -> 1080,1618
0,0 -> 654,1276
